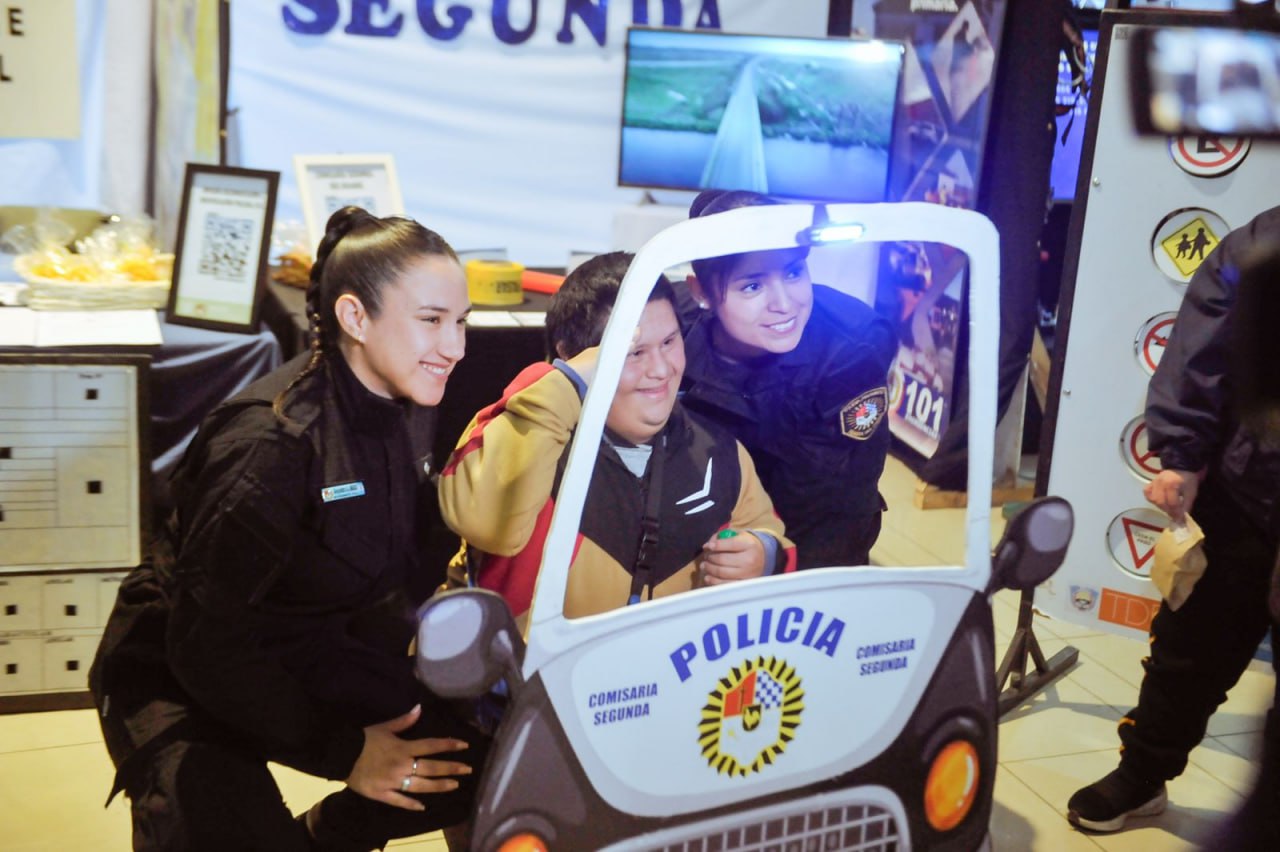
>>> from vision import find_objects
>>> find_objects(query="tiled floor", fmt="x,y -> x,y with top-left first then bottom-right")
0,456 -> 1271,850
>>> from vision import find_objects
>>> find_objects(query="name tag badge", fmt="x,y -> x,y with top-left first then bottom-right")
321,481 -> 366,503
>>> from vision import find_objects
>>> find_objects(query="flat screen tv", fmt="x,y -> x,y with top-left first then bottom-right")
618,27 -> 905,203
1051,27 -> 1098,204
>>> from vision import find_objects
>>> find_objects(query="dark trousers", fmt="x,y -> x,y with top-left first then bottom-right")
127,697 -> 489,852
1118,479 -> 1279,783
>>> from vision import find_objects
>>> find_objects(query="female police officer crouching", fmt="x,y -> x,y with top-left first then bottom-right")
678,190 -> 896,570
89,207 -> 486,851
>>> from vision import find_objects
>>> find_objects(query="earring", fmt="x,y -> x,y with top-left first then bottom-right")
697,300 -> 709,310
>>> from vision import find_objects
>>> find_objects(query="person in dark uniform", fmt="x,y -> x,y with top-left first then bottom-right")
677,190 -> 896,570
88,207 -> 487,851
1067,205 -> 1280,835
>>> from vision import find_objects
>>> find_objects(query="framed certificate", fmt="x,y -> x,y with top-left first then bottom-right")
294,153 -> 405,252
166,164 -> 279,334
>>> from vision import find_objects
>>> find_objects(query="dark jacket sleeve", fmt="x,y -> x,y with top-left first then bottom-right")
166,429 -> 365,781
1145,226 -> 1245,473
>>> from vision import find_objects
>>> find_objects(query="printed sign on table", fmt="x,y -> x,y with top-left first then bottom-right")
167,164 -> 279,333
294,153 -> 404,254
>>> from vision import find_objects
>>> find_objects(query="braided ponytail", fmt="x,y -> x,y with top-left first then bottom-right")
271,206 -> 458,422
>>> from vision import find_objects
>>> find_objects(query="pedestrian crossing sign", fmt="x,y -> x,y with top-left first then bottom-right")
1159,217 -> 1220,279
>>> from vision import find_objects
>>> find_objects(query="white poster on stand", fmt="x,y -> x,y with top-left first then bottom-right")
294,153 -> 405,251
1038,13 -> 1280,637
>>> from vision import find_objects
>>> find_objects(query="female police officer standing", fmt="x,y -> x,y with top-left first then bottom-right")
678,190 -> 897,570
89,207 -> 485,851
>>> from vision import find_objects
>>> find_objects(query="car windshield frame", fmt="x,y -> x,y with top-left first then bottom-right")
525,202 -> 1001,652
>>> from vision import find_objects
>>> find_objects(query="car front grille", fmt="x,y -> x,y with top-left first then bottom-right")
612,788 -> 905,852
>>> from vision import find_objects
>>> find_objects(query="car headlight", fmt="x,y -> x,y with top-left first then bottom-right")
923,738 -> 980,831
497,834 -> 550,852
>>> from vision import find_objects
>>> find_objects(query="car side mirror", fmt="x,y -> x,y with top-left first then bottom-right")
415,589 -> 526,699
989,497 -> 1074,594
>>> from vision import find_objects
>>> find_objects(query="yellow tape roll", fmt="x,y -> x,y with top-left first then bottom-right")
465,259 -> 525,306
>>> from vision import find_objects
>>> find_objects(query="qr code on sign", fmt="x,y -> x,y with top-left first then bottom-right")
197,214 -> 255,280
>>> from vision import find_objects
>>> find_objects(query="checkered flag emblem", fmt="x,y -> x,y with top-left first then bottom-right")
699,656 -> 804,777
756,670 -> 783,709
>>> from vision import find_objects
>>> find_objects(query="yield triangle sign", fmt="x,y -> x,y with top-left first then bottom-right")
1122,517 -> 1164,569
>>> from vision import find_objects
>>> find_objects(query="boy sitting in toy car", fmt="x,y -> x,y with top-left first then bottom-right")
439,252 -> 794,626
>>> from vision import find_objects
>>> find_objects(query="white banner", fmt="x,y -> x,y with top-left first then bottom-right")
227,1 -> 830,266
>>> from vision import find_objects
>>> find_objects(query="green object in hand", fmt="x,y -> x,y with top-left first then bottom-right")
717,529 -> 738,540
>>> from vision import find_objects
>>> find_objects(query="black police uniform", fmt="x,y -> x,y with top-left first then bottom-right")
89,352 -> 486,851
1123,205 -> 1280,785
678,283 -> 896,569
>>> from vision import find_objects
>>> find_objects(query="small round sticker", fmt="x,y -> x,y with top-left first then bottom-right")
1134,312 -> 1176,376
1169,135 -> 1251,177
1106,508 -> 1167,579
1120,416 -> 1163,482
1151,208 -> 1229,284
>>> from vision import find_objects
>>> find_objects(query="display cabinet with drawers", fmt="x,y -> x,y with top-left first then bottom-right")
0,354 -> 150,713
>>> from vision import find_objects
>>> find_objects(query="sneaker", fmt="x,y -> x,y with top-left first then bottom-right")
1067,768 -> 1168,832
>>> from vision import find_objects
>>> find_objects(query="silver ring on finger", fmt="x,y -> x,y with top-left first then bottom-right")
401,775 -> 412,793
411,758 -> 419,777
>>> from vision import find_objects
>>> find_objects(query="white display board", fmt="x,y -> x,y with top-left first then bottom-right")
1038,11 -> 1280,637
0,357 -> 146,573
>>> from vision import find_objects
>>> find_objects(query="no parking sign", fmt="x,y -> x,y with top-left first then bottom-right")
1120,417 -> 1162,481
1134,312 -> 1176,376
1169,136 -> 1251,178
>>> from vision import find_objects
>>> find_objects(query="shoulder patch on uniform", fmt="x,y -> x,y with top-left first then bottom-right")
840,387 -> 888,441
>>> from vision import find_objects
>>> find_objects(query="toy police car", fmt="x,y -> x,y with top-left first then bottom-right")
417,202 -> 1071,851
